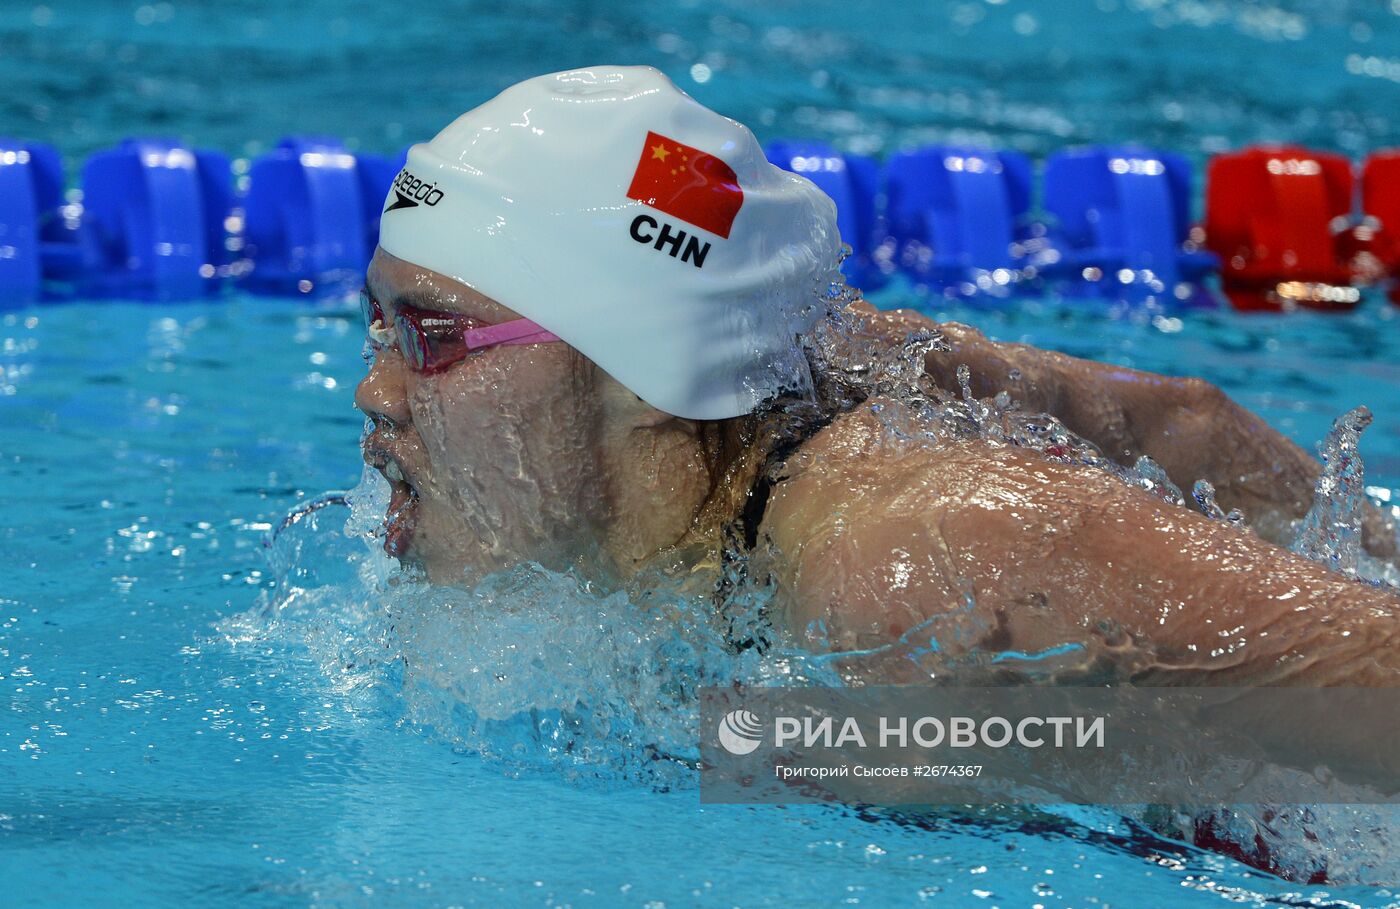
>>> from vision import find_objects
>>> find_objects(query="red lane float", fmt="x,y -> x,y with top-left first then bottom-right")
1363,151 -> 1400,306
1204,145 -> 1360,311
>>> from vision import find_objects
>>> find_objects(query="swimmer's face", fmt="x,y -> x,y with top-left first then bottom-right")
354,248 -> 609,582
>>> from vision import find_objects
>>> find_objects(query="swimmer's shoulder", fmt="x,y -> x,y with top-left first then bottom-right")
755,400 -> 977,643
764,396 -> 996,500
753,399 -> 1106,645
760,399 -> 989,553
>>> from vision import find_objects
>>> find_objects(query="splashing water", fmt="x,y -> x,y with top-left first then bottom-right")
1291,406 -> 1373,579
809,298 -> 1397,581
230,462 -> 851,791
810,305 -> 1224,521
1191,480 -> 1246,530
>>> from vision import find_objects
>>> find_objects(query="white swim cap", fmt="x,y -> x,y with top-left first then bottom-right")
376,65 -> 841,420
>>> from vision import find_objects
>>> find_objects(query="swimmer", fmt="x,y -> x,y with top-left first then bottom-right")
355,66 -> 1400,686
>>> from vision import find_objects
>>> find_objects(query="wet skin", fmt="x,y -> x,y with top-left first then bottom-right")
356,248 -> 1400,684
763,404 -> 1400,685
877,306 -> 1399,561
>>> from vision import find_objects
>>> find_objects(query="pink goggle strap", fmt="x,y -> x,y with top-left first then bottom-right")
462,318 -> 561,351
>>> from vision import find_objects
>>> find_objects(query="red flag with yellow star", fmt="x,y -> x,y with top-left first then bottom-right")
626,131 -> 743,239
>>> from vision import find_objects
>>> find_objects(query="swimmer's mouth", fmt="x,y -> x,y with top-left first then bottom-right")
382,460 -> 420,559
363,445 -> 420,559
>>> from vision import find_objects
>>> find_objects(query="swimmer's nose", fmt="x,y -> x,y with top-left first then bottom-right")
355,347 -> 413,426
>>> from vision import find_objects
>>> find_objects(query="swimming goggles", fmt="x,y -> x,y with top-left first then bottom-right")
361,289 -> 561,373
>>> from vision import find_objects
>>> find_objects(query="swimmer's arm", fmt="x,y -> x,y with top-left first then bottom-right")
866,306 -> 1395,560
761,409 -> 1400,686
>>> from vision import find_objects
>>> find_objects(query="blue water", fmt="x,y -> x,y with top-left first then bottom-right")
7,2 -> 1400,907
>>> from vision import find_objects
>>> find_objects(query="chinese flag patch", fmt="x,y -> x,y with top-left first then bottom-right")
626,131 -> 743,239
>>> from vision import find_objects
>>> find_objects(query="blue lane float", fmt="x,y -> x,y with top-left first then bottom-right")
884,145 -> 1050,299
0,140 -> 82,305
240,136 -> 404,295
79,138 -> 233,299
1041,145 -> 1218,305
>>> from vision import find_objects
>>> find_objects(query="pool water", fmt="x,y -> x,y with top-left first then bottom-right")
7,1 -> 1400,907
